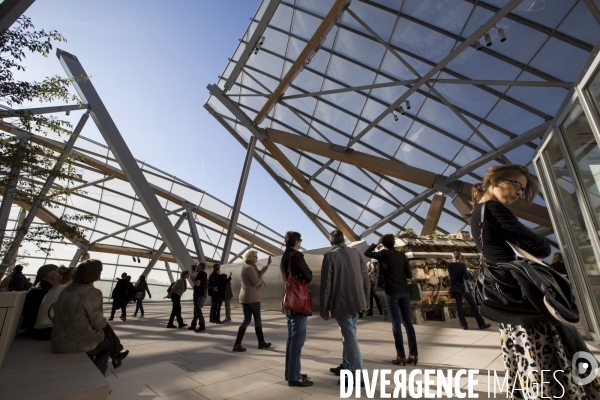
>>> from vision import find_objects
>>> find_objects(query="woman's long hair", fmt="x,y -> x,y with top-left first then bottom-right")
552,252 -> 563,265
467,165 -> 538,217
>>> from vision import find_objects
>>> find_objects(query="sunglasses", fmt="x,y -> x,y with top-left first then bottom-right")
503,179 -> 526,198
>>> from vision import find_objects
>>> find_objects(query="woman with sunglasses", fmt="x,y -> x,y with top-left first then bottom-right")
470,165 -> 599,398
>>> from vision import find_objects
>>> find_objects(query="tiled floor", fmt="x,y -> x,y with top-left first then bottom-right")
106,302 -> 600,399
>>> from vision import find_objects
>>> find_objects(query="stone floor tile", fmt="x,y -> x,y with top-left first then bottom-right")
147,375 -> 204,397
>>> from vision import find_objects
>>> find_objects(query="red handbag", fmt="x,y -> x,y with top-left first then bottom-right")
281,251 -> 312,315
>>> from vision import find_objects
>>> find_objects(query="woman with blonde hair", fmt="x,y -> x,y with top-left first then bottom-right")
470,164 -> 599,398
33,265 -> 76,340
232,249 -> 271,352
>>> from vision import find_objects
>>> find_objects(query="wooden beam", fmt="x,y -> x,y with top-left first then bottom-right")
420,195 -> 446,236
262,140 -> 359,241
452,195 -> 472,225
267,127 -> 552,228
267,128 -> 437,187
253,0 -> 350,124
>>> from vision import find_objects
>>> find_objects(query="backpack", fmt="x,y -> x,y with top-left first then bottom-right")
166,281 -> 175,295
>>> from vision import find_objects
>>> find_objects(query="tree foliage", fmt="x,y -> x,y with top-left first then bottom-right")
0,16 -> 93,264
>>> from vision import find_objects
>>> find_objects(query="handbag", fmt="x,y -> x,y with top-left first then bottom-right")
408,281 -> 422,301
474,202 -> 580,326
281,251 -> 312,315
134,291 -> 143,300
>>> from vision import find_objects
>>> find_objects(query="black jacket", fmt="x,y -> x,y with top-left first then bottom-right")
447,262 -> 470,289
111,278 -> 128,300
8,271 -> 27,291
364,244 -> 411,294
20,280 -> 52,331
281,247 -> 313,284
471,201 -> 551,264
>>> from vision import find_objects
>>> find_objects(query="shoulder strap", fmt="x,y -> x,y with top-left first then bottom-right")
477,202 -> 487,262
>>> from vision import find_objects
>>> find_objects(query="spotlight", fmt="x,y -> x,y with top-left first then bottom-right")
393,113 -> 398,122
497,27 -> 506,42
137,256 -> 141,263
65,110 -> 70,116
485,32 -> 492,47
474,40 -> 482,51
405,100 -> 411,110
132,254 -> 136,262
398,106 -> 405,115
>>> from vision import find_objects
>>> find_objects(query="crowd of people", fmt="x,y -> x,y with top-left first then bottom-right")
3,164 -> 599,396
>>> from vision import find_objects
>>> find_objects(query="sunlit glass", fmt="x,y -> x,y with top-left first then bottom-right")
503,179 -> 526,198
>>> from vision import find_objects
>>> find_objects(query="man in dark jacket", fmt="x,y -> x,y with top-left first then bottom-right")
20,264 -> 59,337
320,230 -> 370,387
190,263 -> 207,332
109,273 -> 128,321
8,265 -> 27,291
447,251 -> 491,331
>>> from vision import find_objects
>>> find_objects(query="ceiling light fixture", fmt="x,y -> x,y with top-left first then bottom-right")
398,106 -> 405,115
405,100 -> 411,110
474,40 -> 482,51
497,27 -> 506,42
484,32 -> 492,47
392,113 -> 399,122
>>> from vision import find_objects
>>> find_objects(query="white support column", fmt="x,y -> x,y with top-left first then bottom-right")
0,137 -> 26,249
184,202 -> 206,265
141,212 -> 188,277
69,240 -> 89,267
221,136 -> 256,264
56,49 -> 194,271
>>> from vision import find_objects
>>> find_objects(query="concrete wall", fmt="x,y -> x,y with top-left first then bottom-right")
0,291 -> 27,371
219,241 -> 371,313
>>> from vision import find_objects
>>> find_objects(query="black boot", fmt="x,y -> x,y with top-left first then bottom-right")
232,327 -> 246,352
256,326 -> 271,349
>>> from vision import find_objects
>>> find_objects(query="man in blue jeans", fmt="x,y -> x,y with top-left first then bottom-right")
448,251 -> 491,331
320,229 -> 370,387
190,262 -> 207,332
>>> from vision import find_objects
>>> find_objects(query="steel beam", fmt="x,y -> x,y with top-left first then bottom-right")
281,79 -> 419,100
69,240 -> 89,267
64,176 -> 114,193
223,0 -> 281,92
184,202 -> 206,264
451,194 -> 473,225
0,104 -> 85,118
1,112 -> 89,273
584,0 -> 600,26
420,194 -> 446,236
208,83 -> 359,241
228,243 -> 253,264
254,0 -> 351,124
164,261 -> 175,284
57,49 -> 195,270
141,211 -> 188,277
344,0 -> 526,150
221,136 -> 256,264
4,206 -> 25,271
361,188 -> 436,239
448,120 -> 552,183
434,79 -> 572,88
0,0 -> 36,32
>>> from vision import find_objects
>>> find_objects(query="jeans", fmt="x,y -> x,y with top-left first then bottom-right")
134,298 -> 144,316
168,293 -> 184,326
210,295 -> 223,322
191,296 -> 205,328
453,288 -> 486,329
225,298 -> 232,319
285,314 -> 307,381
240,302 -> 261,329
385,292 -> 418,358
369,283 -> 382,314
335,313 -> 363,381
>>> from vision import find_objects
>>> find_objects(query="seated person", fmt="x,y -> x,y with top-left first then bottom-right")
33,266 -> 76,340
8,265 -> 27,291
20,264 -> 59,337
51,260 -> 129,376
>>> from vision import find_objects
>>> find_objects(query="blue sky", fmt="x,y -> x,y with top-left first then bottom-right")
17,0 -> 331,251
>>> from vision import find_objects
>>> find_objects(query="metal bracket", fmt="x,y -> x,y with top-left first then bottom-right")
329,144 -> 354,154
433,174 -> 463,196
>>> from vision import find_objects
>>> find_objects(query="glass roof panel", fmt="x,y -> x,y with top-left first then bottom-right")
334,28 -> 387,70
246,49 -> 285,81
489,19 -> 548,64
313,100 -> 358,136
341,1 -> 397,42
508,0 -> 577,29
529,37 -> 590,82
417,98 -> 473,141
291,7 -> 322,41
404,122 -> 463,156
294,0 -> 335,17
270,2 -> 294,32
327,54 -> 376,87
394,142 -> 448,173
559,1 -> 600,45
361,127 -> 402,157
320,80 -> 368,115
447,46 -> 521,81
402,0 -> 474,36
461,5 -> 495,37
486,99 -> 545,134
390,17 -> 458,64
432,75 -> 498,118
